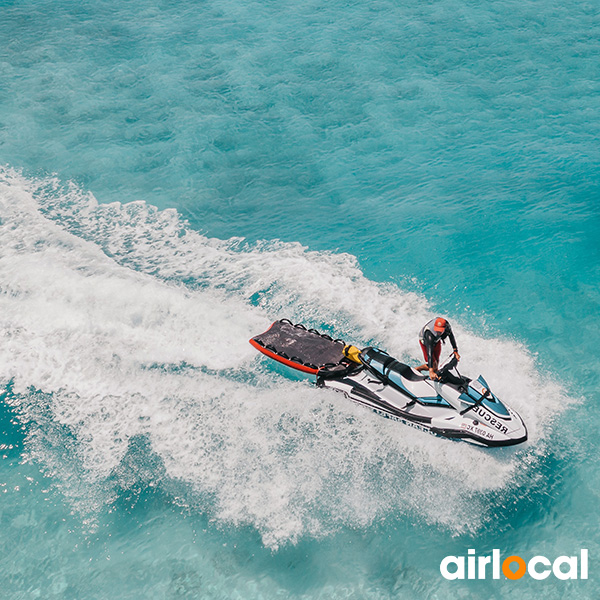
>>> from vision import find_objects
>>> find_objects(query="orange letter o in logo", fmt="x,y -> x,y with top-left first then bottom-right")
502,556 -> 527,580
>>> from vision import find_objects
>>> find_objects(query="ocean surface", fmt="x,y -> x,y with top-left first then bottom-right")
1,0 -> 599,597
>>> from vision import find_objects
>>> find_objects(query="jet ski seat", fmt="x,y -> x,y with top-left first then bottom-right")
392,362 -> 428,382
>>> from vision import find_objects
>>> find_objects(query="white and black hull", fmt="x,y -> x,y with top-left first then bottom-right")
318,364 -> 527,448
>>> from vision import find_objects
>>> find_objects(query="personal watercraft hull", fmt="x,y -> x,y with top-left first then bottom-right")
250,320 -> 527,448
318,366 -> 527,448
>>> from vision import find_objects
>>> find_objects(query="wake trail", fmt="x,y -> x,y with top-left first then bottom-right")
0,167 -> 570,548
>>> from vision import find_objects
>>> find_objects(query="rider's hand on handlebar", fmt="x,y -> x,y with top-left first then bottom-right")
429,368 -> 439,380
454,350 -> 461,361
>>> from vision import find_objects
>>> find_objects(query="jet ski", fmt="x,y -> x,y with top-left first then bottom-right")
250,319 -> 527,447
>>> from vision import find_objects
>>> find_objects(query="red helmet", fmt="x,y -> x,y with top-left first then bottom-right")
433,317 -> 447,333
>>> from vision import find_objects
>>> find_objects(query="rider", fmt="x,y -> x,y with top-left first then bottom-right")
416,317 -> 460,380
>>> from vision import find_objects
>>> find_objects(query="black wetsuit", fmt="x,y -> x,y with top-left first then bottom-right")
419,319 -> 458,369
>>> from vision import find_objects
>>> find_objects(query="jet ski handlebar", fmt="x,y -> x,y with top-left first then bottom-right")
438,355 -> 458,374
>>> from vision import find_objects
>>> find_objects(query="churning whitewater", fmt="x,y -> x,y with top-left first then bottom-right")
0,167 -> 570,548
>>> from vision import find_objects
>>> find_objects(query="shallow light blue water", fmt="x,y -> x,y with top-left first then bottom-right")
0,0 -> 599,598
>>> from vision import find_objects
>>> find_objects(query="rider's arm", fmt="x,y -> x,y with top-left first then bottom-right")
446,326 -> 458,351
446,326 -> 460,360
424,331 -> 436,368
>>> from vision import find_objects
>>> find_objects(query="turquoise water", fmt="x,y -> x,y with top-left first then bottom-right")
0,0 -> 599,597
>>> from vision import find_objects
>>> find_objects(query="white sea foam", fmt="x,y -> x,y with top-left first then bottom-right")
0,167 -> 571,548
